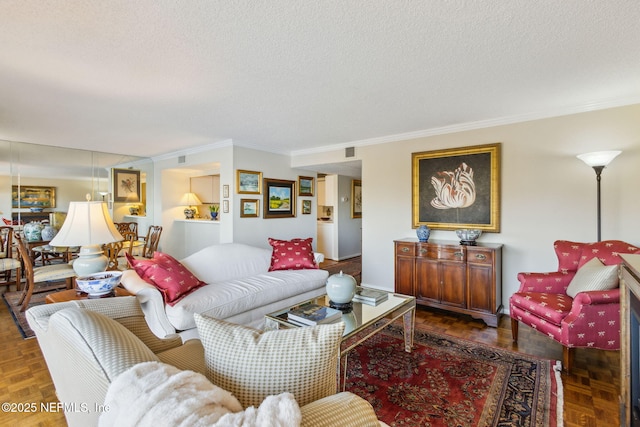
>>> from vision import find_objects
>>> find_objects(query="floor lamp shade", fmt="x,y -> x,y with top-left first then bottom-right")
576,150 -> 622,242
49,201 -> 123,276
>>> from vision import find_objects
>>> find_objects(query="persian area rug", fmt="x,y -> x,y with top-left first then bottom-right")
2,290 -> 52,339
345,324 -> 563,427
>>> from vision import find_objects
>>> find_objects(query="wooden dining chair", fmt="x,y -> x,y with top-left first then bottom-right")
0,226 -> 22,293
135,225 -> 163,259
115,222 -> 138,238
103,241 -> 125,271
14,234 -> 76,311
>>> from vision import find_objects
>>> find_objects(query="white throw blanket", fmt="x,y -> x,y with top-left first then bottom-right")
99,362 -> 301,427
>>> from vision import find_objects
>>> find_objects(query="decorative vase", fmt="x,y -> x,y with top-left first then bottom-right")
326,271 -> 357,311
210,212 -> 218,220
41,224 -> 57,241
416,224 -> 430,242
24,221 -> 44,242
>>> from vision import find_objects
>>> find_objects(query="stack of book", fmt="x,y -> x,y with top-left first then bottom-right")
352,287 -> 388,305
287,303 -> 342,326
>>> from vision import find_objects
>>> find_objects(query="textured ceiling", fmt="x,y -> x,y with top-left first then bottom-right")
1,1 -> 639,160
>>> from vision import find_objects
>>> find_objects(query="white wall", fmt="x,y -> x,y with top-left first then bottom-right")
295,104 -> 640,314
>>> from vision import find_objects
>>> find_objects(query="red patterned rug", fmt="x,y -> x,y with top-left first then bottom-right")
345,324 -> 562,427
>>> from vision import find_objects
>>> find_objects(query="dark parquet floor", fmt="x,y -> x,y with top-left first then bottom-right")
0,257 -> 620,426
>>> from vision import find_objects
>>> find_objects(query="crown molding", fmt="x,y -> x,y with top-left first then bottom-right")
151,139 -> 234,162
291,97 -> 640,156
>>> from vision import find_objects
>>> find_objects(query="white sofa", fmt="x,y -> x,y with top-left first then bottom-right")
121,243 -> 328,339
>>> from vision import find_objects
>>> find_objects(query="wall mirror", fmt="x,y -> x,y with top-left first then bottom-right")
0,139 -> 154,228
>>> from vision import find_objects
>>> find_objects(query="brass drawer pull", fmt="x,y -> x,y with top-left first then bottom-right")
454,251 -> 464,257
419,248 -> 427,254
475,254 -> 487,260
401,247 -> 410,253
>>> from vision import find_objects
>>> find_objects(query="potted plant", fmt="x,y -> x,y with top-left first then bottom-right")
208,204 -> 220,220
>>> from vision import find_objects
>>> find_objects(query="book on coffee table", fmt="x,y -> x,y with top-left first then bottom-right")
287,303 -> 342,325
352,287 -> 388,305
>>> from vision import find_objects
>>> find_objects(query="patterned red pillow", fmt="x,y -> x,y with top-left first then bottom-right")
268,238 -> 318,271
126,252 -> 206,306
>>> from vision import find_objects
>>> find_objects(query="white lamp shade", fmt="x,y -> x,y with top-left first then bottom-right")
180,192 -> 202,206
50,201 -> 123,247
576,150 -> 622,167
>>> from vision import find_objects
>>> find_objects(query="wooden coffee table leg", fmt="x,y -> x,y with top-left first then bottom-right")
403,308 -> 415,352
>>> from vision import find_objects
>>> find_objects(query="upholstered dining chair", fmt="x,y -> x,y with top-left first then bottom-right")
14,234 -> 76,311
0,226 -> 21,293
510,239 -> 640,372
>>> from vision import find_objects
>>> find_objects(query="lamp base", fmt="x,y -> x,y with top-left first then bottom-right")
184,208 -> 196,219
72,244 -> 109,277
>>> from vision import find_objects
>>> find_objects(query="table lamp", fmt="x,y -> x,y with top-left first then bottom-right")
125,192 -> 141,215
180,192 -> 202,219
49,196 -> 123,276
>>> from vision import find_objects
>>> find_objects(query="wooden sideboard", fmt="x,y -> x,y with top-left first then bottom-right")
394,238 -> 503,327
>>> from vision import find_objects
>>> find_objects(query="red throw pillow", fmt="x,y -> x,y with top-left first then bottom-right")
126,252 -> 206,306
2,218 -> 11,225
268,238 -> 318,271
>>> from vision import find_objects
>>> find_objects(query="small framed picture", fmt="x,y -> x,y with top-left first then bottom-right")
112,168 -> 141,202
236,170 -> 262,194
223,184 -> 230,198
301,199 -> 312,215
222,199 -> 229,213
263,178 -> 296,218
240,199 -> 259,217
298,176 -> 314,196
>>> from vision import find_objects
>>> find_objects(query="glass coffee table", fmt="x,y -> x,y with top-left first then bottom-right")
265,289 -> 416,390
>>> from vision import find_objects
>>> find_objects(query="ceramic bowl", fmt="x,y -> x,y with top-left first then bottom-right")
455,229 -> 482,243
29,207 -> 44,213
76,271 -> 123,296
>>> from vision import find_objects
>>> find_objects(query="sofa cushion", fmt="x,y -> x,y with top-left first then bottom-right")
180,243 -> 272,283
268,237 -> 318,271
566,257 -> 619,298
166,269 -> 329,331
194,314 -> 344,408
126,252 -> 206,306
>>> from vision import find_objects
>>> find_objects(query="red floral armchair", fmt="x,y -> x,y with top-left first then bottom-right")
509,240 -> 640,372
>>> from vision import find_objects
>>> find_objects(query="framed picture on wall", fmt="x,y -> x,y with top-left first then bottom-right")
11,185 -> 56,208
411,143 -> 501,231
298,176 -> 314,196
351,180 -> 362,218
263,178 -> 296,218
236,170 -> 262,194
301,199 -> 312,214
112,168 -> 141,202
240,199 -> 259,217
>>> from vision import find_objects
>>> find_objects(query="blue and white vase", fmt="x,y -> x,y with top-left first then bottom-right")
416,225 -> 430,242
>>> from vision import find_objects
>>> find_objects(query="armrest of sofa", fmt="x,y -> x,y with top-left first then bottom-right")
516,271 -> 575,294
121,269 -> 177,339
300,392 -> 381,427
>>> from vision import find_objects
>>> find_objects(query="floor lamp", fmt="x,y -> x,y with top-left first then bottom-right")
576,150 -> 622,242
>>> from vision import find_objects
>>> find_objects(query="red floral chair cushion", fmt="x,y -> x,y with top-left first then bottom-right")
510,239 -> 640,372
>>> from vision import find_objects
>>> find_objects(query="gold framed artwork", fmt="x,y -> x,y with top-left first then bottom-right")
11,185 -> 56,208
301,199 -> 312,215
240,199 -> 259,217
412,143 -> 501,232
263,178 -> 296,218
298,176 -> 314,196
351,179 -> 362,218
112,168 -> 141,202
236,170 -> 262,194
